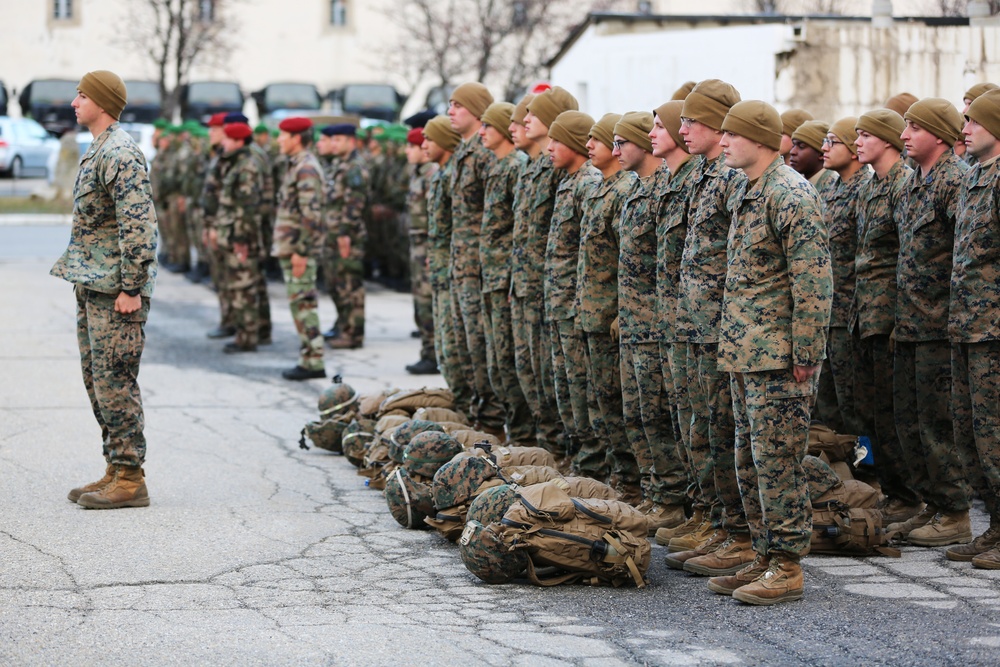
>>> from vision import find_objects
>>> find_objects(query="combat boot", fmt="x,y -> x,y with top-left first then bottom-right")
732,552 -> 803,606
907,510 -> 972,547
67,463 -> 115,502
708,552 -> 770,596
655,509 -> 704,546
645,503 -> 685,536
667,517 -> 715,553
886,504 -> 936,537
684,532 -> 755,576
972,547 -> 1000,570
634,499 -> 655,514
664,528 -> 728,570
946,523 -> 1000,562
77,465 -> 149,509
880,497 -> 925,524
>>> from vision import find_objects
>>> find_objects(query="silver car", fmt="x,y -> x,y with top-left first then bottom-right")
0,116 -> 60,178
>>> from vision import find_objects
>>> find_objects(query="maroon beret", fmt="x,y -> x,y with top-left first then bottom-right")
224,122 -> 252,140
407,127 -> 425,146
207,112 -> 228,128
279,117 -> 313,133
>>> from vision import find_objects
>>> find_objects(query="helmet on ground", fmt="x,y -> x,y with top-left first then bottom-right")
467,484 -> 519,527
318,375 -> 358,418
385,467 -> 435,529
403,431 -> 463,478
459,520 -> 527,584
389,420 -> 445,463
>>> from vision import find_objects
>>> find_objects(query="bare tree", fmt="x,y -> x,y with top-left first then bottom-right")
115,0 -> 240,118
936,0 -> 1000,15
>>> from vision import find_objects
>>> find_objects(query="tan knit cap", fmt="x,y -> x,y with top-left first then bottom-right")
77,70 -> 127,120
671,81 -> 696,101
549,110 -> 595,157
855,109 -> 906,151
884,92 -> 918,117
781,108 -> 814,137
450,82 -> 494,118
423,115 -> 462,152
829,116 -> 859,155
512,93 -> 535,126
589,113 -> 622,151
654,100 -> 687,153
966,89 -> 1000,140
527,86 -> 579,129
481,102 -> 515,143
965,82 -> 999,103
721,100 -> 782,151
905,97 -> 964,144
614,111 -> 654,153
792,120 -> 829,152
681,79 -> 741,131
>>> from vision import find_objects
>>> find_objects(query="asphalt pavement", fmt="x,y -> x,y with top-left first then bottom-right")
1,222 -> 999,666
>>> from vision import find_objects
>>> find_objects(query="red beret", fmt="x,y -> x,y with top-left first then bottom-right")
406,127 -> 425,146
207,112 -> 228,128
279,117 -> 313,133
224,122 -> 252,140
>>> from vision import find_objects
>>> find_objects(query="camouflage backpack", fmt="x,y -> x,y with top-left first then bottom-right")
403,431 -> 463,478
460,520 -> 529,585
811,479 -> 900,557
389,420 -> 445,463
385,467 -> 435,529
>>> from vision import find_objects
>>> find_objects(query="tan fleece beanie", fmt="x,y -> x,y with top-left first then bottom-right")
549,111 -> 595,157
855,109 -> 906,151
481,102 -> 515,143
614,111 -> 654,153
450,82 -> 494,118
792,120 -> 829,152
589,113 -> 622,151
423,115 -> 462,152
654,100 -> 687,153
829,116 -> 859,155
78,70 -> 127,120
527,86 -> 579,129
721,100 -> 782,151
681,79 -> 741,132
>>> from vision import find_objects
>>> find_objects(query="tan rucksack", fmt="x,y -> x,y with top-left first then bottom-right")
811,479 -> 899,557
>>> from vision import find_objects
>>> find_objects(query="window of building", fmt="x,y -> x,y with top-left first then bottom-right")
199,0 -> 215,22
331,0 -> 348,26
54,0 -> 73,20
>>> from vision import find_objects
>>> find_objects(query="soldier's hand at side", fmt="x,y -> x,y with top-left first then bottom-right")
115,292 -> 141,314
793,364 -> 820,383
609,317 -> 620,341
338,235 -> 351,259
234,242 -> 249,263
291,253 -> 307,278
177,196 -> 187,214
208,228 -> 218,251
888,327 -> 896,354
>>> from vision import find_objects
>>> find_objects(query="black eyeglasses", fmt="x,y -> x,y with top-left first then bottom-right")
822,137 -> 845,147
613,139 -> 631,150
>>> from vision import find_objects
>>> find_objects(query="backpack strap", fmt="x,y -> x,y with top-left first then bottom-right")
394,468 -> 414,529
524,558 -> 584,587
603,532 -> 646,589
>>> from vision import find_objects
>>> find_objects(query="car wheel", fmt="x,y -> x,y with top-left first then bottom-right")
10,156 -> 23,179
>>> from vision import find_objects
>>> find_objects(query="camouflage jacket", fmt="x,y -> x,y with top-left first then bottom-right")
271,149 -> 325,259
950,154 -> 1000,342
655,156 -> 700,342
675,154 -> 747,343
511,153 -> 562,299
481,150 -> 527,293
318,154 -> 339,180
51,123 -> 158,298
895,151 -> 968,342
822,167 -> 871,328
427,158 -> 455,291
249,142 -> 276,218
216,146 -> 263,250
810,168 -> 840,200
544,163 -> 600,322
850,159 -> 911,338
718,157 -> 832,372
576,168 -> 634,333
199,145 -> 226,230
148,145 -> 174,203
407,161 -> 437,236
618,164 -> 668,344
326,149 -> 371,244
450,135 -> 495,281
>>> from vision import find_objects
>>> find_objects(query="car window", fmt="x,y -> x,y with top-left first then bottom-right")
22,119 -> 50,140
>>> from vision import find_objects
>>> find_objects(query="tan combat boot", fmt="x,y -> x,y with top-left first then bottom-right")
708,553 -> 770,596
634,499 -> 655,514
886,504 -> 936,537
667,517 -> 715,553
645,503 -> 685,536
732,552 -> 804,606
946,523 -> 1000,562
77,465 -> 150,509
880,497 -> 926,524
664,528 -> 728,570
907,510 -> 973,547
655,509 -> 704,546
972,547 -> 1000,570
684,532 -> 756,576
67,463 -> 115,503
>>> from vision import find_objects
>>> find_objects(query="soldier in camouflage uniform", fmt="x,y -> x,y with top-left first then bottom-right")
167,123 -> 194,274
149,129 -> 173,265
215,122 -> 265,353
403,127 -> 439,375
55,71 -> 157,509
544,111 -> 600,466
478,103 -> 532,441
512,87 -> 579,456
323,125 -> 370,350
316,126 -> 344,338
575,113 -> 633,482
157,127 -> 188,272
447,83 -> 504,433
245,120 -> 274,344
850,109 -> 920,523
271,117 -> 326,381
710,100 -> 832,605
948,89 -> 1000,568
818,117 -> 870,437
423,117 -> 474,412
779,109 -> 813,166
180,119 -> 211,284
888,99 -> 972,546
201,113 -> 236,340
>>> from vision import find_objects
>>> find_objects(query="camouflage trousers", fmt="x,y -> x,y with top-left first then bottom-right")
75,286 -> 149,467
813,355 -> 845,433
855,333 -> 919,504
433,286 -> 474,420
895,340 -> 970,513
409,233 -> 435,362
321,237 -> 346,334
222,245 -> 271,348
580,332 -> 637,485
510,294 -> 564,455
207,234 -> 233,329
663,341 -> 707,512
153,200 -> 169,256
165,194 -> 190,267
732,369 -> 815,556
621,341 -> 686,505
450,275 -> 504,431
551,318 -> 595,458
332,244 -> 365,345
826,326 -> 860,435
685,342 -> 745,532
483,290 -> 533,443
279,257 -> 324,372
952,341 -> 1000,520
187,206 -> 207,268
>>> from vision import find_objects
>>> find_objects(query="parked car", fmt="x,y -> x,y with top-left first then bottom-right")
19,78 -> 79,136
178,80 -> 244,122
0,81 -> 8,116
121,80 -> 163,124
0,116 -> 61,178
252,82 -> 321,123
327,83 -> 405,124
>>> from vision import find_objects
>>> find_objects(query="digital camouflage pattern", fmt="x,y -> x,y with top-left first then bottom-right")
326,149 -> 371,344
385,467 -> 436,529
511,154 -> 561,300
467,484 -> 520,526
655,156 -> 699,343
408,161 -> 437,361
318,378 -> 358,418
952,342 -> 1000,521
951,155 -> 1000,343
432,455 -> 497,510
403,430 -> 463,478
389,419 -> 444,463
618,167 -> 664,345
460,520 -> 528,584
481,150 -> 527,293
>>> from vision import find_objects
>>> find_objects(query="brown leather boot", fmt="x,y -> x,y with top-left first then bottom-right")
946,523 -> 1000,562
665,529 -> 728,570
732,552 -> 804,606
708,552 -> 770,595
684,532 -> 756,576
67,463 -> 115,503
655,509 -> 704,546
667,517 -> 715,553
77,465 -> 150,509
645,503 -> 685,536
906,510 -> 973,547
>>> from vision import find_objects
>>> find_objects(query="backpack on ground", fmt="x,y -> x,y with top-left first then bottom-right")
811,479 -> 899,557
